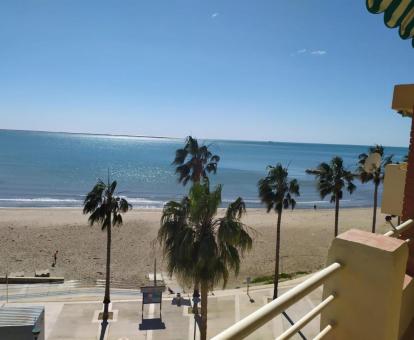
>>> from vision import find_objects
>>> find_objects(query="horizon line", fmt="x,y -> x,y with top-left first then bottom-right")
0,128 -> 409,149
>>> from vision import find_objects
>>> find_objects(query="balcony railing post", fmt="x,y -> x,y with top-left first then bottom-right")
320,229 -> 408,340
213,224 -> 414,340
211,263 -> 341,340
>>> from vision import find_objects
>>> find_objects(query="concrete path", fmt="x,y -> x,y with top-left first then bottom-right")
3,276 -> 323,340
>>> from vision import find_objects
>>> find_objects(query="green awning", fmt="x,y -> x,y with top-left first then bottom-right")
367,0 -> 414,47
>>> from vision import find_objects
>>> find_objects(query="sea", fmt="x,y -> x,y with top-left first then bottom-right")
0,129 -> 408,209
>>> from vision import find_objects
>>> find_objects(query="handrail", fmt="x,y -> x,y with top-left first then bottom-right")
313,324 -> 333,340
276,294 -> 335,340
384,219 -> 414,237
281,312 -> 307,340
211,262 -> 342,340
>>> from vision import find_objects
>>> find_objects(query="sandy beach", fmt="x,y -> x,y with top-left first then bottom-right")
0,207 -> 391,289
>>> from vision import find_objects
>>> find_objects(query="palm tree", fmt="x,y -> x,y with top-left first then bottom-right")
158,182 -> 253,340
83,178 -> 132,321
258,164 -> 300,300
357,145 -> 393,233
306,156 -> 356,237
172,135 -> 220,311
173,136 -> 220,185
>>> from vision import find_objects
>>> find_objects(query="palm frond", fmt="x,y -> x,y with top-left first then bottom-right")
83,179 -> 131,229
172,148 -> 188,165
289,179 -> 300,196
226,197 -> 246,220
308,156 -> 356,203
113,213 -> 122,226
158,180 -> 253,292
88,204 -> 107,226
83,180 -> 106,214
347,182 -> 356,194
357,145 -> 393,185
258,163 -> 300,212
109,180 -> 117,195
186,136 -> 199,155
173,136 -> 220,185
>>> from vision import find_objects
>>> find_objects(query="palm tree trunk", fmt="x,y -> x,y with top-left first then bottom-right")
200,281 -> 208,340
194,159 -> 203,183
273,209 -> 282,300
192,280 -> 200,314
191,166 -> 202,315
103,213 -> 112,320
372,182 -> 379,233
334,196 -> 340,237
191,162 -> 201,316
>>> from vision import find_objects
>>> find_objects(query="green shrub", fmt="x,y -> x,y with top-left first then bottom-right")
250,271 -> 309,284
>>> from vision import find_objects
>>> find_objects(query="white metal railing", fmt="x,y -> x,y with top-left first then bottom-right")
313,324 -> 333,340
211,262 -> 342,340
384,219 -> 414,237
276,294 -> 335,340
211,219 -> 414,339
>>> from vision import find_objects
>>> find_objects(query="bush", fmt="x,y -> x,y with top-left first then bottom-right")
250,271 -> 309,284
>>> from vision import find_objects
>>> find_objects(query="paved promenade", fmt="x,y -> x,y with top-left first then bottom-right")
1,275 -> 322,339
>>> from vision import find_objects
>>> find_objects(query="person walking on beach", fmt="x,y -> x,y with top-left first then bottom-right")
52,250 -> 58,267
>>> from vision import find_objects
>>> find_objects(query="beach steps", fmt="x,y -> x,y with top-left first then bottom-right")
0,280 -> 141,302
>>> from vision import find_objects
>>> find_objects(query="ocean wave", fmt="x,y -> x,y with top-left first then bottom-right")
297,199 -> 351,204
123,198 -> 166,208
0,198 -> 81,202
0,196 -> 360,209
0,196 -> 166,208
296,201 -> 329,205
121,197 -> 165,205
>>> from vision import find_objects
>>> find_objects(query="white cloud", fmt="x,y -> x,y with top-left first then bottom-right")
290,48 -> 307,56
211,12 -> 219,19
291,49 -> 327,57
310,50 -> 327,56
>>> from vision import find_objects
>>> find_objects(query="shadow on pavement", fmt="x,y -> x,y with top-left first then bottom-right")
139,318 -> 166,330
195,314 -> 202,328
171,297 -> 191,306
99,320 -> 108,340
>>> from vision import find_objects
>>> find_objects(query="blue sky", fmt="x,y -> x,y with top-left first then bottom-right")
0,0 -> 413,146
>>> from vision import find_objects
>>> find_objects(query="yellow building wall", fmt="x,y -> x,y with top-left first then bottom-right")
382,163 -> 407,217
